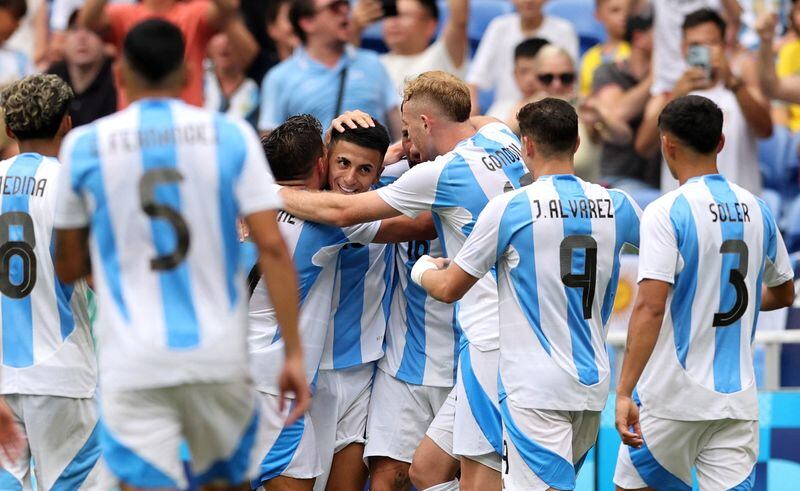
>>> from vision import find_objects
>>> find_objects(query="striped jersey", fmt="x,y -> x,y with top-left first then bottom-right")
636,174 -> 793,421
244,214 -> 379,395
320,242 -> 393,370
378,161 -> 459,387
0,47 -> 33,86
376,122 -> 527,351
0,154 -> 95,398
455,175 -> 641,410
54,98 -> 282,391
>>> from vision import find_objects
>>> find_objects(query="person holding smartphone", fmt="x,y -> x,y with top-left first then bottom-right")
635,8 -> 772,194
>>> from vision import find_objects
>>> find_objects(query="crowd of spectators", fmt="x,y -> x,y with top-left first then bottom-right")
0,0 -> 798,247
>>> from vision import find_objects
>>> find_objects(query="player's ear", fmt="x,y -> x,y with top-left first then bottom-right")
715,133 -> 725,155
661,133 -> 675,160
4,124 -> 14,142
59,114 -> 73,136
573,134 -> 580,155
522,135 -> 535,160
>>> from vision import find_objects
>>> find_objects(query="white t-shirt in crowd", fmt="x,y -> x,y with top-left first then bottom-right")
466,13 -> 578,113
49,0 -> 136,30
380,39 -> 467,93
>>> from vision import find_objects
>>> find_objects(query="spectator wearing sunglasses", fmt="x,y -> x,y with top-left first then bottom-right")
258,0 -> 401,139
487,37 -> 549,121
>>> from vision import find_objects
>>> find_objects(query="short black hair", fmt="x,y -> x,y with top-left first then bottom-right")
0,0 -> 27,20
517,98 -> 578,156
658,95 -> 723,154
289,0 -> 316,44
263,114 -> 324,181
624,12 -> 653,43
266,0 -> 292,27
682,8 -> 726,38
514,38 -> 550,61
329,120 -> 391,160
416,0 -> 440,20
123,19 -> 185,85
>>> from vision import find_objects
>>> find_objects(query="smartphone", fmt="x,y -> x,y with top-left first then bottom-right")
382,0 -> 398,18
687,44 -> 712,80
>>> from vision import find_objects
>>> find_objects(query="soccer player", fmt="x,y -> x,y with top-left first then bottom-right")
365,127 -> 461,491
0,74 -> 111,489
312,122 -> 393,491
613,95 -> 795,491
277,71 -> 528,490
53,20 -> 308,490
410,97 -> 642,491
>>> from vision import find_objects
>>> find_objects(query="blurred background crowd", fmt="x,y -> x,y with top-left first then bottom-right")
0,0 -> 798,251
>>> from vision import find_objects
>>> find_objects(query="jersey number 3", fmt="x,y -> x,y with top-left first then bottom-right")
0,211 -> 36,298
139,169 -> 191,271
714,239 -> 749,327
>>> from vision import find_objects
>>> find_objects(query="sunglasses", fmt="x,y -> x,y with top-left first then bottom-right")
537,72 -> 576,86
317,0 -> 349,13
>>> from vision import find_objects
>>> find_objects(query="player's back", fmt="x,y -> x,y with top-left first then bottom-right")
459,174 -> 640,410
0,154 -> 95,398
637,174 -> 790,421
59,98 -> 277,391
245,212 -> 378,395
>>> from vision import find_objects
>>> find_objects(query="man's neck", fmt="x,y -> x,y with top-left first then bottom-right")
127,88 -> 182,102
17,140 -> 60,158
304,39 -> 345,68
142,0 -> 176,13
520,12 -> 544,33
530,159 -> 574,180
674,160 -> 719,184
215,68 -> 245,95
433,121 -> 476,156
67,58 -> 105,94
390,40 -> 428,57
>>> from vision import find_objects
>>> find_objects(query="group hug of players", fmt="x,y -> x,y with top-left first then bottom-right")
0,17 -> 794,491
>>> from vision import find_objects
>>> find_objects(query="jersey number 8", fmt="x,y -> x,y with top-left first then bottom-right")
139,169 -> 191,271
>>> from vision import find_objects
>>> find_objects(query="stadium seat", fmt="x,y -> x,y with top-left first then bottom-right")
783,194 -> 800,253
758,125 -> 795,194
468,1 -> 514,52
760,188 -> 783,225
543,0 -> 607,55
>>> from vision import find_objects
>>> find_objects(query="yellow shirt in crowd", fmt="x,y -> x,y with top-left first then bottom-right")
777,39 -> 800,132
580,41 -> 631,96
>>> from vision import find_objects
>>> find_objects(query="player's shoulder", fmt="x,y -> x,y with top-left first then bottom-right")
379,160 -> 411,184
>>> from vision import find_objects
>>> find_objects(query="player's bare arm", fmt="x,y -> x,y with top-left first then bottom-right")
245,209 -> 309,424
615,278 -> 670,449
412,257 -> 480,304
761,280 -> 795,311
279,187 -> 401,228
373,212 -> 437,243
54,227 -> 91,284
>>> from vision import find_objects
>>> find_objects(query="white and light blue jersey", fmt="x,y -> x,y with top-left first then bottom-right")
0,154 -> 95,398
54,98 -> 282,391
636,174 -> 793,421
320,242 -> 392,370
377,161 -> 459,387
0,47 -> 33,86
376,122 -> 527,351
244,213 -> 379,396
455,175 -> 641,411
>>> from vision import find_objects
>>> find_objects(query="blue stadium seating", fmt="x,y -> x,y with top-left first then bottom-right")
783,195 -> 800,253
759,125 -> 796,195
544,0 -> 607,54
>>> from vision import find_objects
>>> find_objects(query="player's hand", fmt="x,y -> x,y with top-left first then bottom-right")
615,395 -> 643,448
330,110 -> 375,133
673,67 -> 713,98
429,257 -> 450,269
0,398 -> 22,462
278,352 -> 310,425
351,0 -> 384,30
384,141 -> 405,165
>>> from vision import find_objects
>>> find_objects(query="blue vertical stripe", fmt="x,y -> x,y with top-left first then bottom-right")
380,244 -> 394,327
602,191 -> 640,324
396,248 -> 429,384
332,245 -> 369,367
2,154 -> 43,368
50,237 -> 75,340
214,116 -> 246,309
460,345 -> 502,454
552,175 -> 598,385
70,129 -> 129,321
705,175 -> 744,393
498,192 -> 549,354
432,156 -> 490,238
669,195 -> 698,368
138,100 -> 200,349
752,200 -> 778,343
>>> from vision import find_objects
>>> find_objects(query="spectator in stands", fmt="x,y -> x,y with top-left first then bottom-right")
466,0 -> 578,115
0,0 -> 33,159
4,0 -> 47,70
267,0 -> 300,63
258,0 -> 400,138
350,0 -> 469,92
651,0 -> 741,94
638,8 -> 772,194
48,10 -> 117,127
591,11 -> 661,196
80,0 -> 260,108
756,5 -> 800,129
48,0 -> 134,66
580,0 -> 630,96
204,32 -> 260,127
487,37 -> 549,121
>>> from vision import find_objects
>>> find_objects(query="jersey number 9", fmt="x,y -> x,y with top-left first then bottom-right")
139,169 -> 191,271
560,234 -> 598,320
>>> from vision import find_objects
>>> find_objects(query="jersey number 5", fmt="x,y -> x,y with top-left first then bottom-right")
139,169 -> 191,271
0,211 -> 36,298
560,235 -> 598,320
713,239 -> 749,327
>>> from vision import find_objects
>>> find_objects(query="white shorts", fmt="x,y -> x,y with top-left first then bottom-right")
500,396 -> 599,491
251,391 -> 322,487
454,345 -> 502,470
613,403 -> 758,491
101,381 -> 260,489
310,363 -> 375,489
363,369 -> 451,464
425,387 -> 456,458
0,394 -> 113,490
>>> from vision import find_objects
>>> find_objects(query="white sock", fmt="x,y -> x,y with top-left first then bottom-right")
423,479 -> 460,491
